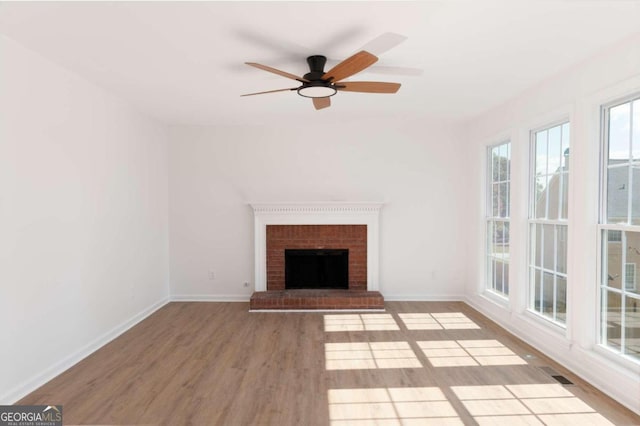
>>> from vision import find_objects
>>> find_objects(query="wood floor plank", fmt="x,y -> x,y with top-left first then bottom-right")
17,302 -> 640,425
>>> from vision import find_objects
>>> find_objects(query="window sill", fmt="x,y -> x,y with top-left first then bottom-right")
593,344 -> 640,374
481,289 -> 510,309
524,309 -> 567,336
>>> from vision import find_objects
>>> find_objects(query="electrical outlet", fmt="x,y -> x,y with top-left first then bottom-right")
243,282 -> 250,287
209,270 -> 216,280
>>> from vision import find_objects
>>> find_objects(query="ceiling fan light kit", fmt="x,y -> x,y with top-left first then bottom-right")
243,49 -> 401,110
297,82 -> 337,98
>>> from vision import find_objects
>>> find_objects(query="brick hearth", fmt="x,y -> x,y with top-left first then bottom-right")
249,289 -> 384,310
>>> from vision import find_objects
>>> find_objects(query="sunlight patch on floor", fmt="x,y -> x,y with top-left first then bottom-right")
417,340 -> 526,367
325,341 -> 422,370
328,387 -> 463,425
398,312 -> 480,330
324,314 -> 400,332
451,384 -> 614,425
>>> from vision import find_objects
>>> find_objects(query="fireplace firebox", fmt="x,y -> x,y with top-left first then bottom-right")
285,249 -> 348,290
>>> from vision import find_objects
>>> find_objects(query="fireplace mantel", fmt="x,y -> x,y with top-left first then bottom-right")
250,202 -> 383,292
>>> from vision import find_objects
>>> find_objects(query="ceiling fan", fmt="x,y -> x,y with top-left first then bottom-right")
241,51 -> 401,110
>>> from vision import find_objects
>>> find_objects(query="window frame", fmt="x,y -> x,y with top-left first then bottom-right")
527,120 -> 570,327
598,92 -> 640,364
486,140 -> 511,298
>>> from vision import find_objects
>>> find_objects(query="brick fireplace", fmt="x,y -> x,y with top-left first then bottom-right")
249,203 -> 384,310
266,225 -> 367,291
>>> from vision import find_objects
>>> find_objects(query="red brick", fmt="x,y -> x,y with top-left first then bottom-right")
266,225 -> 367,290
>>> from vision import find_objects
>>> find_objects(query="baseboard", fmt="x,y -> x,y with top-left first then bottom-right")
170,294 -> 464,303
383,294 -> 465,302
170,294 -> 250,302
1,296 -> 169,405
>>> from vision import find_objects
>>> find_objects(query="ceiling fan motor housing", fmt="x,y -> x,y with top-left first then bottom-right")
303,55 -> 328,81
298,55 -> 337,98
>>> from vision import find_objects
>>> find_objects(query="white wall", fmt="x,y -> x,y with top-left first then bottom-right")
0,36 -> 170,403
168,120 -> 469,301
463,33 -> 640,414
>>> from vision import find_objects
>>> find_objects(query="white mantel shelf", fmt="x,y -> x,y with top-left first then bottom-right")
250,202 -> 384,292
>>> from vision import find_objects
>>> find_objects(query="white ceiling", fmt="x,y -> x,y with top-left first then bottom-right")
1,1 -> 640,126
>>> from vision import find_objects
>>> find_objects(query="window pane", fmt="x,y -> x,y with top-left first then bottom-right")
492,148 -> 500,181
487,221 -> 494,253
547,174 -> 560,220
492,183 -> 500,217
543,224 -> 555,270
536,130 -> 548,175
494,260 -> 505,294
561,123 -> 570,168
534,224 -> 542,267
499,182 -> 509,217
607,166 -> 629,223
548,125 -> 562,174
625,296 -> 640,359
489,257 -> 496,288
625,232 -> 640,296
533,269 -> 542,311
556,276 -> 567,324
502,262 -> 510,295
493,259 -> 500,291
560,172 -> 569,219
542,272 -> 554,316
493,221 -> 504,254
502,221 -> 510,249
603,291 -> 622,351
505,142 -> 511,180
557,226 -> 567,274
505,182 -> 511,217
632,165 -> 640,225
604,230 -> 623,290
633,100 -> 640,160
535,175 -> 549,218
609,102 -> 631,161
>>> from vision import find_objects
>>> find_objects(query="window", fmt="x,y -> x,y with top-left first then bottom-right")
625,263 -> 636,291
529,122 -> 570,325
608,230 -> 622,242
486,142 -> 511,297
600,94 -> 640,362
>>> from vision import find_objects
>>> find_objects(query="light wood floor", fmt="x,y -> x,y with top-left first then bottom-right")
19,302 -> 640,425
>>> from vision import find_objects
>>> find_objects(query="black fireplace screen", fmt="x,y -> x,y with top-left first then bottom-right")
284,249 -> 348,289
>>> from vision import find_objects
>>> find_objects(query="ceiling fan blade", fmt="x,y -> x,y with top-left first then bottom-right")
241,88 -> 297,97
324,60 -> 423,77
359,32 -> 407,56
356,65 -> 423,76
322,51 -> 378,83
245,62 -> 309,82
313,97 -> 331,110
337,82 -> 401,94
